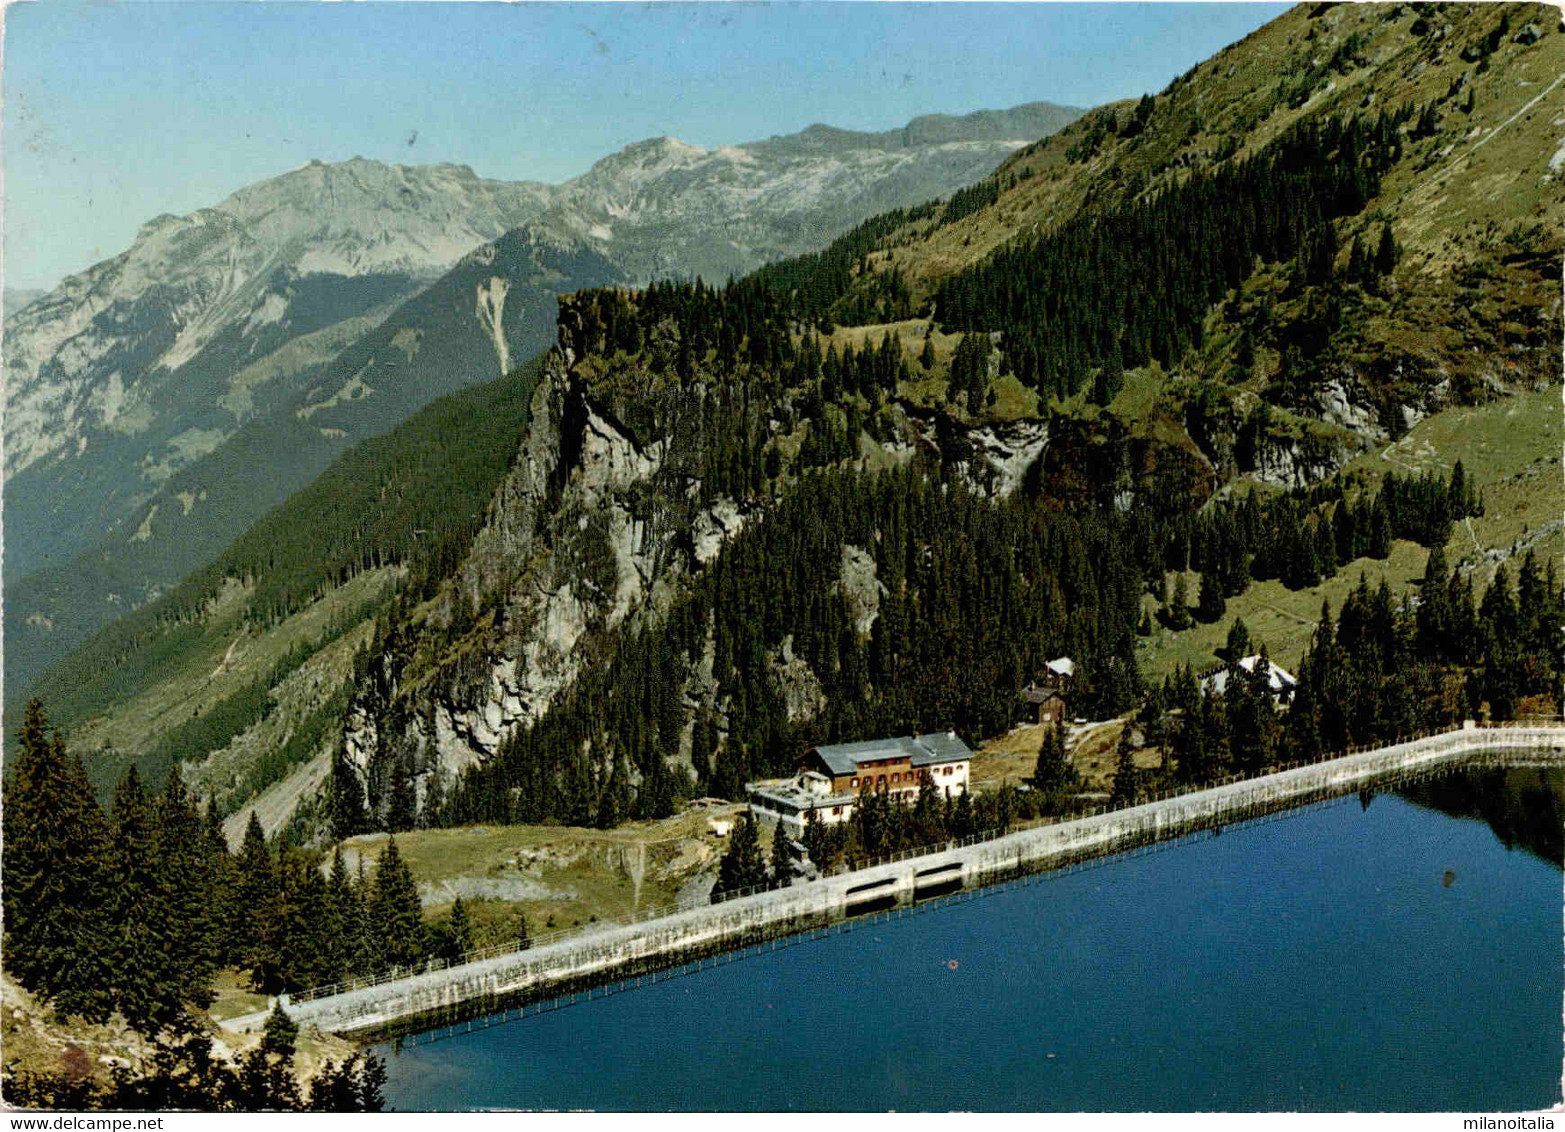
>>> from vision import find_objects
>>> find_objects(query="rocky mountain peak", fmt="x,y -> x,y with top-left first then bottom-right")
568,136 -> 709,197
5,98 -> 1086,664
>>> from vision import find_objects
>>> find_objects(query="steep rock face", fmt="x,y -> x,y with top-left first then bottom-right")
892,409 -> 1049,499
692,498 -> 749,565
343,357 -> 1073,804
767,636 -> 827,724
967,419 -> 1051,498
344,312 -> 762,788
1249,432 -> 1364,490
4,159 -> 554,581
11,100 -> 1086,706
837,544 -> 887,636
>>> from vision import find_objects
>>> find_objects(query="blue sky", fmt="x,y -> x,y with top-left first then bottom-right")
3,2 -> 1289,292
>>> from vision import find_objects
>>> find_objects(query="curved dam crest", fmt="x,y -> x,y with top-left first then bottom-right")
223,724 -> 1565,1038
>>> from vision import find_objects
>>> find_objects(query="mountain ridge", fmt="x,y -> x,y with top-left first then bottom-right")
21,3 -> 1563,850
5,99 -> 1085,702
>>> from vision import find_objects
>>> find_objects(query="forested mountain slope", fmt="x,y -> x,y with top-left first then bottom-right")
7,102 -> 1081,705
22,360 -> 544,809
319,0 -> 1565,838
25,2 -> 1561,848
818,1 -> 1561,439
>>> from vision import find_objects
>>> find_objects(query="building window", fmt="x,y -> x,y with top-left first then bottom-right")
892,773 -> 900,783
832,807 -> 840,816
851,777 -> 859,788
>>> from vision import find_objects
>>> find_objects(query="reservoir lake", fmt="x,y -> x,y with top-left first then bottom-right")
380,764 -> 1563,1111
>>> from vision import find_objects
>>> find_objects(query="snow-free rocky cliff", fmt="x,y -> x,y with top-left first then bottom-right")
4,103 -> 1085,719
7,102 -> 1082,705
334,297 -> 1063,813
4,159 -> 553,581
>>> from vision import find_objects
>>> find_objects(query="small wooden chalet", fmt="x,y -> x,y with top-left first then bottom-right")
1201,655 -> 1298,704
1019,655 -> 1076,724
1020,684 -> 1069,725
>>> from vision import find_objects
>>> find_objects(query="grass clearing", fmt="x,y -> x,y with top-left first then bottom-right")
208,970 -> 270,1022
1342,382 -> 1563,582
975,719 -> 1158,794
340,807 -> 741,940
1139,540 -> 1432,680
987,373 -> 1042,421
1138,383 -> 1562,682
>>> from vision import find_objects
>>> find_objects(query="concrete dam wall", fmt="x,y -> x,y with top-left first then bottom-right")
223,724 -> 1565,1037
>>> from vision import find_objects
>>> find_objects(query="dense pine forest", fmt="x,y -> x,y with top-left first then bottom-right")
1,700 -> 484,1107
303,183 -> 1532,841
6,700 -> 483,998
933,112 -> 1408,398
335,407 -> 1499,836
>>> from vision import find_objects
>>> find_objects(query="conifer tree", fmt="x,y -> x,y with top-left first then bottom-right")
419,769 -> 446,829
1374,224 -> 1399,276
2,701 -> 115,1022
326,847 -> 365,979
328,745 -> 368,840
203,798 -> 240,967
1166,575 -> 1192,630
1171,684 -> 1210,786
386,759 -> 416,834
801,808 -> 826,868
770,819 -> 795,887
1196,574 -> 1227,624
262,1005 -> 300,1060
712,814 -> 768,900
1228,647 -> 1279,773
370,838 -> 427,970
352,857 -> 381,976
1109,726 -> 1142,808
237,1007 -> 303,1112
1032,724 -> 1076,795
440,896 -> 475,962
279,859 -> 341,991
912,772 -> 944,842
108,766 -> 188,1035
151,772 -> 220,1021
1368,501 -> 1393,559
1416,544 -> 1451,658
1225,617 -> 1252,662
233,814 -> 283,991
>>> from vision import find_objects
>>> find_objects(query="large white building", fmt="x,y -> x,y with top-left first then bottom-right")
747,733 -> 972,834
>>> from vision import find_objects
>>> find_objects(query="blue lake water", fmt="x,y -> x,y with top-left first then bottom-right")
380,767 -> 1563,1111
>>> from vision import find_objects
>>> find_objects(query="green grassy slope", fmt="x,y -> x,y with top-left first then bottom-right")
15,359 -> 544,798
1139,383 -> 1562,680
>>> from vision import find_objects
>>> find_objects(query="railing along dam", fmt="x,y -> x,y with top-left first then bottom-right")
222,724 -> 1565,1038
